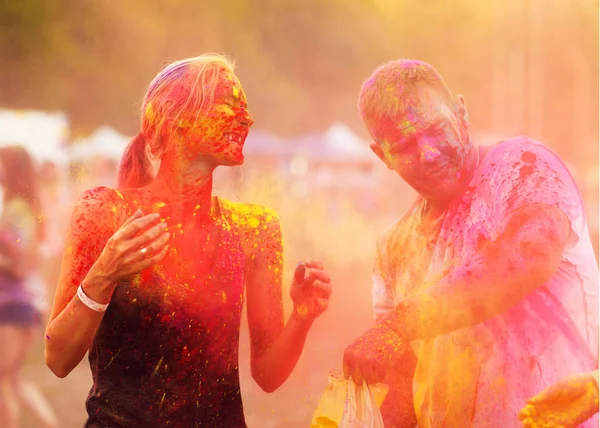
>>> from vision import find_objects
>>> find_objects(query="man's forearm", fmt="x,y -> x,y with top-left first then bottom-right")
385,219 -> 564,341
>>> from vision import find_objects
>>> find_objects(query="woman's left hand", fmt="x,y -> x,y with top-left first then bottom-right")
290,259 -> 332,322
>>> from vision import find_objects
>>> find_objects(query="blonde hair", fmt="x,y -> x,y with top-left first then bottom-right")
117,53 -> 236,189
358,59 -> 453,123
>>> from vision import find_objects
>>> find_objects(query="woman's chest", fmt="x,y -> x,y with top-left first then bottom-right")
111,224 -> 246,323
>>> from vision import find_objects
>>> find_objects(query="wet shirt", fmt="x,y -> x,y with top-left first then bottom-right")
373,137 -> 599,427
84,189 -> 249,428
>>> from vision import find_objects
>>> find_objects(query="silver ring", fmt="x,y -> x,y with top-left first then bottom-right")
140,248 -> 148,254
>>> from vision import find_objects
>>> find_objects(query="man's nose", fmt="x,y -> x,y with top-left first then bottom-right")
420,143 -> 441,163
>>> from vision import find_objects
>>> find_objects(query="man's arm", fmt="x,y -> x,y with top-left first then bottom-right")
386,202 -> 570,340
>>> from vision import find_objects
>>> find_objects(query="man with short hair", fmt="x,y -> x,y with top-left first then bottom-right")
342,59 -> 599,427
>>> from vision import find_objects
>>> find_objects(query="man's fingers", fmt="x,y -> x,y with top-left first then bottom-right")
343,347 -> 356,380
362,364 -> 377,385
372,363 -> 386,386
351,366 -> 364,386
343,361 -> 351,380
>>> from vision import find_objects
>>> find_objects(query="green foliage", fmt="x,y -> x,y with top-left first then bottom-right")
0,0 -> 596,165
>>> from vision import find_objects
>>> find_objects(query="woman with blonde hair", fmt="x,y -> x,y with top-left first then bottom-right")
45,54 -> 332,427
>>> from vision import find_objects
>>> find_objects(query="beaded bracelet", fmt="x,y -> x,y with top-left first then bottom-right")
77,283 -> 109,312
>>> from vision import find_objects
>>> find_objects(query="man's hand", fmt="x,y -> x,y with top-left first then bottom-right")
343,322 -> 407,385
518,372 -> 599,428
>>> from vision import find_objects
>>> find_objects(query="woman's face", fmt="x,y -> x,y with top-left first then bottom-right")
176,72 -> 254,168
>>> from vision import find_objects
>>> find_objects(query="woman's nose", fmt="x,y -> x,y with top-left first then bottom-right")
237,109 -> 253,127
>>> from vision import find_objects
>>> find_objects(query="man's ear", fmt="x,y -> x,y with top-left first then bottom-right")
370,143 -> 392,170
456,94 -> 469,128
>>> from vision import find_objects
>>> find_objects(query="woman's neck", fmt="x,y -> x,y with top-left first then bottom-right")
145,171 -> 214,220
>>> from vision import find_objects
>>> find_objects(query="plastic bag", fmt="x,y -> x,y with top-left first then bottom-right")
311,372 -> 388,428
340,377 -> 385,428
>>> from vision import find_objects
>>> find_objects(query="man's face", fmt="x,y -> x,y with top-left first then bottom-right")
365,85 -> 476,202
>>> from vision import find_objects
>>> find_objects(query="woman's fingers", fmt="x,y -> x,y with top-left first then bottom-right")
125,222 -> 168,253
136,244 -> 170,271
114,213 -> 161,241
294,262 -> 306,283
303,259 -> 324,270
304,268 -> 331,286
128,231 -> 171,264
312,279 -> 332,298
120,209 -> 145,229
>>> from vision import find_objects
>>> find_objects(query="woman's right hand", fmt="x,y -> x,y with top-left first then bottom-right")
85,209 -> 170,299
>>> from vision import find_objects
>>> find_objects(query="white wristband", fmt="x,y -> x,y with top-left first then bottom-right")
77,283 -> 109,312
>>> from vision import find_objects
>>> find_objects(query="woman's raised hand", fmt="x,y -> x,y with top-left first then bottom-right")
89,209 -> 170,287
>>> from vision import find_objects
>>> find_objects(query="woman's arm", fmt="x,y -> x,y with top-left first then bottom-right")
45,188 -> 121,377
45,187 -> 168,378
241,205 -> 331,392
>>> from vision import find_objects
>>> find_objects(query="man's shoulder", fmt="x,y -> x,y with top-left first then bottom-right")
484,136 -> 562,166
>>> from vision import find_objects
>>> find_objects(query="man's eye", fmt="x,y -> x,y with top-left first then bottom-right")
430,125 -> 445,135
389,143 -> 406,154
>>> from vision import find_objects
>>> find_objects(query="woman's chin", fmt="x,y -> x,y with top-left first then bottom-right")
219,152 -> 244,167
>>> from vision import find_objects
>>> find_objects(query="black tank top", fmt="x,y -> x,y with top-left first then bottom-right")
84,190 -> 247,427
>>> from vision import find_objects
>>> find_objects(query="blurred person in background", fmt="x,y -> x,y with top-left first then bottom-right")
39,161 -> 72,302
0,146 -> 58,428
342,59 -> 599,427
45,54 -> 332,428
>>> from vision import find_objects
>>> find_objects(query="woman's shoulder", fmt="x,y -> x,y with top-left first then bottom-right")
71,186 -> 128,229
75,186 -> 123,209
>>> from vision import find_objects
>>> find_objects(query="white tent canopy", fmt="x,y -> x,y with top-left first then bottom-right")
322,122 -> 372,160
68,126 -> 132,162
0,109 -> 70,165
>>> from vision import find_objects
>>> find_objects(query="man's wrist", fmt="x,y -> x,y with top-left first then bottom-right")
383,301 -> 412,341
